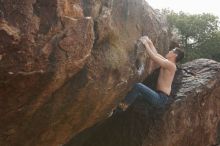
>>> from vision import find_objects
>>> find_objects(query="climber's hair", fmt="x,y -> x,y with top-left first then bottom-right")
173,47 -> 184,63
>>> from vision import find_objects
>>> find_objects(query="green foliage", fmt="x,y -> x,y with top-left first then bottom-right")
197,31 -> 220,61
162,9 -> 220,62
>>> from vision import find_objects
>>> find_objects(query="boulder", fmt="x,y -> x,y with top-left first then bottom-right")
0,0 -> 169,146
65,59 -> 220,146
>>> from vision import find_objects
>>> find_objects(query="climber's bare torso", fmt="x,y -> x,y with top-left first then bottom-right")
141,37 -> 177,95
157,65 -> 176,95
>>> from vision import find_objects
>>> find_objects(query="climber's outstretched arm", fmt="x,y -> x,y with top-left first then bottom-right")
141,37 -> 175,70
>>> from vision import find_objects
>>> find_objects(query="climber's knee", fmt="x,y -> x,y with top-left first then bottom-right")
133,83 -> 143,90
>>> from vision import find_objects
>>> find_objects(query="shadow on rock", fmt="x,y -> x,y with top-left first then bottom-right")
64,98 -> 168,146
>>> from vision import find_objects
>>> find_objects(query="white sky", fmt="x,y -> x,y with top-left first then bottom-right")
147,0 -> 220,18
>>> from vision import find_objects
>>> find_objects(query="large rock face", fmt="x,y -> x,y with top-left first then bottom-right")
65,59 -> 220,146
0,0 -> 170,146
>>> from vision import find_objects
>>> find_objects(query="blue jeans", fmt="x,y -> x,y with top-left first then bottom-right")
123,83 -> 169,108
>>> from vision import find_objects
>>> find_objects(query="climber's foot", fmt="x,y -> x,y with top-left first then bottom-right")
108,107 -> 123,117
108,102 -> 129,117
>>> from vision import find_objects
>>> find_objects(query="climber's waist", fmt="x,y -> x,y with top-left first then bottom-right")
156,90 -> 170,97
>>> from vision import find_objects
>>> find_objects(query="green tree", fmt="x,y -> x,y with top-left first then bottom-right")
197,31 -> 220,61
162,9 -> 219,62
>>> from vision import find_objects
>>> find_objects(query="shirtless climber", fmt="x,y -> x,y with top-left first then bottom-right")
109,36 -> 184,116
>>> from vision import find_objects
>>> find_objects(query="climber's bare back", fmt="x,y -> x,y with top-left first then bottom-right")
157,65 -> 176,95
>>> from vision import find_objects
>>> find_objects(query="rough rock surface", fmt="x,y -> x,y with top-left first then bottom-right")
0,0 -> 170,146
65,59 -> 220,146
